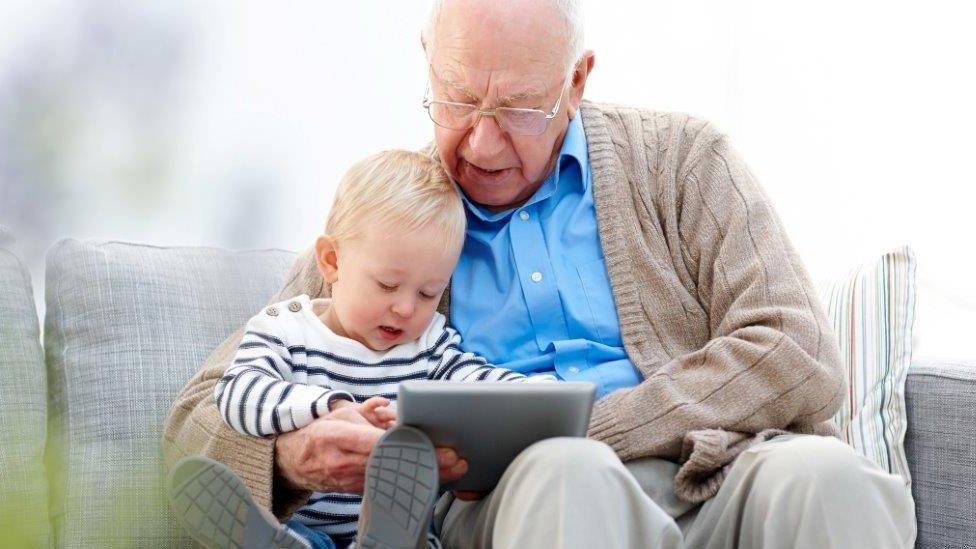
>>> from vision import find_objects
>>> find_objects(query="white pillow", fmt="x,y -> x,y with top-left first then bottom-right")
818,246 -> 917,486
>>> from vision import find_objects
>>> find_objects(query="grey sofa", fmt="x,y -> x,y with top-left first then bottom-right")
1,230 -> 974,548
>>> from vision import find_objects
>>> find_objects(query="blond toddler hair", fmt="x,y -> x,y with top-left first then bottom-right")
325,150 -> 465,251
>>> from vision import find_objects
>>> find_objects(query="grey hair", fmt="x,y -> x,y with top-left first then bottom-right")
422,0 -> 585,80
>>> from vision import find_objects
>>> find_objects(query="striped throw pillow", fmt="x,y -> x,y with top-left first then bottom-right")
818,246 -> 917,486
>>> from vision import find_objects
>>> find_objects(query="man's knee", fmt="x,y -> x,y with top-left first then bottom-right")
726,435 -> 915,547
498,437 -> 628,495
746,435 -> 909,509
752,435 -> 856,480
489,438 -> 682,547
513,437 -> 620,477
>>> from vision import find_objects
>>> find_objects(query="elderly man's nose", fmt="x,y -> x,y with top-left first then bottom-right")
467,114 -> 506,157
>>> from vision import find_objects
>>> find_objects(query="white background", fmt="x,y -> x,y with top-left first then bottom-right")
1,0 -> 973,359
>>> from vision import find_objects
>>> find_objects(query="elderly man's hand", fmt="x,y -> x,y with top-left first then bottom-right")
274,405 -> 469,494
274,406 -> 380,493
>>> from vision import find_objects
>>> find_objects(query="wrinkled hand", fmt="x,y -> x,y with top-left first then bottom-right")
274,406 -> 381,494
333,396 -> 397,429
275,404 -> 469,494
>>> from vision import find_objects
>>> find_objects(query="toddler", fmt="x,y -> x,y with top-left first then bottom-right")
169,150 -> 552,549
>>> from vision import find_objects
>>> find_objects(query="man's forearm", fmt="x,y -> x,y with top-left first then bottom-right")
587,134 -> 845,463
587,325 -> 844,462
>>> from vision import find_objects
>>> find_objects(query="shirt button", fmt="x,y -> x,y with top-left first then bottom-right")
568,366 -> 581,374
519,211 -> 530,221
288,301 -> 302,312
531,272 -> 543,283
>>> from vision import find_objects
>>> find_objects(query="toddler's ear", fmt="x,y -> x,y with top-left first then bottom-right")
315,235 -> 340,284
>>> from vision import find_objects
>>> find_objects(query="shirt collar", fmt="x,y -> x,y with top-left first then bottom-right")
460,113 -> 589,223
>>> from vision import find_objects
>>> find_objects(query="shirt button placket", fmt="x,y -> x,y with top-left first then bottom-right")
509,202 -> 568,350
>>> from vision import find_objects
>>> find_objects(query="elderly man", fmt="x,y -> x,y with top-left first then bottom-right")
164,0 -> 916,547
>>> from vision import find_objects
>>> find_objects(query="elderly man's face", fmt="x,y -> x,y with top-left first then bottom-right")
426,0 -> 593,211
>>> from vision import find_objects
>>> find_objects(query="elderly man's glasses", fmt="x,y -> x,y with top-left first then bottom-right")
422,83 -> 565,137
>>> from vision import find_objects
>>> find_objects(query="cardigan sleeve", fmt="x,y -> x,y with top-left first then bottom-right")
587,134 -> 846,462
162,247 -> 325,520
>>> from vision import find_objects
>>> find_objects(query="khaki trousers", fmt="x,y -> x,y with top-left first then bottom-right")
436,435 -> 916,548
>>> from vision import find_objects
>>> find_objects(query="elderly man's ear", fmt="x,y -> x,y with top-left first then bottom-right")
567,51 -> 596,120
315,235 -> 340,284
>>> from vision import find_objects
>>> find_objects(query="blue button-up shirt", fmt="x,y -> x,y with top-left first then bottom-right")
449,115 -> 642,399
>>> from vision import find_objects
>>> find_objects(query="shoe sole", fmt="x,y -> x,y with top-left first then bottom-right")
168,456 -> 310,549
358,426 -> 439,549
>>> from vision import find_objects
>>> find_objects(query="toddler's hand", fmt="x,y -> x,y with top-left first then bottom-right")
359,396 -> 398,429
334,396 -> 397,429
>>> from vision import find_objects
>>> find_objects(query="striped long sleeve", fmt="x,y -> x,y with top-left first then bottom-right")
426,325 -> 556,383
214,313 -> 354,437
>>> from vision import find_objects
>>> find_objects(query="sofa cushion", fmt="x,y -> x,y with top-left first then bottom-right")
905,359 -> 976,549
44,239 -> 295,548
0,226 -> 52,548
818,246 -> 916,485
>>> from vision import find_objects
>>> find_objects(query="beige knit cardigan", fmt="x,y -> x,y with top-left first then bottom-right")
163,101 -> 845,519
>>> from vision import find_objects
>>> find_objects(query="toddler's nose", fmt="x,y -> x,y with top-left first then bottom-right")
391,296 -> 415,318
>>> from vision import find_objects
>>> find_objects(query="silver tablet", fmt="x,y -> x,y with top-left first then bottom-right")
396,381 -> 597,492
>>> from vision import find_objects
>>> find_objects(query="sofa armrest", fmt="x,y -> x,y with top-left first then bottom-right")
905,358 -> 976,549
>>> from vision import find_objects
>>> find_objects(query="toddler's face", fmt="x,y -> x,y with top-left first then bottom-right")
316,224 -> 460,352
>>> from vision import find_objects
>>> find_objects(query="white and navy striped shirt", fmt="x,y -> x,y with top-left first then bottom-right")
214,294 -> 552,546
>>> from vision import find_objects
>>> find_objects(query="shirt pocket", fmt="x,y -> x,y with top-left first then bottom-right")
576,258 -> 622,346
